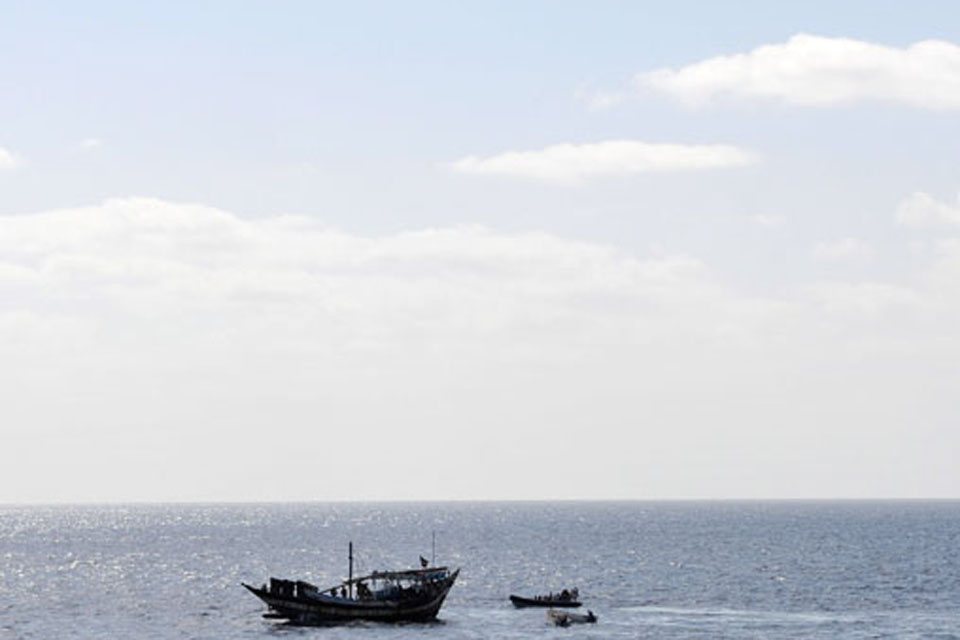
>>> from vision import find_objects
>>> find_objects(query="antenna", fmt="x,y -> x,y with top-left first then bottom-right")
348,541 -> 354,599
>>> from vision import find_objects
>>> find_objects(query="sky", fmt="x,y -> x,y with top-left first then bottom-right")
1,1 -> 959,502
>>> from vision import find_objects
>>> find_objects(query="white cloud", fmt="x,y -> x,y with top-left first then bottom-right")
751,213 -> 787,227
812,237 -> 874,262
80,138 -> 103,149
0,147 -> 19,168
574,83 -> 626,111
582,89 -> 626,111
0,197 -> 717,329
449,140 -> 757,184
2,197 -> 959,501
639,34 -> 960,109
587,90 -> 625,110
926,238 -> 960,293
896,191 -> 960,228
802,281 -> 920,316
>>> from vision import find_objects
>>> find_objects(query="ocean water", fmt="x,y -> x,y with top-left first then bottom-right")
0,501 -> 958,639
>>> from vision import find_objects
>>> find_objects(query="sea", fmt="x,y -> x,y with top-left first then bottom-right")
1,501 -> 958,639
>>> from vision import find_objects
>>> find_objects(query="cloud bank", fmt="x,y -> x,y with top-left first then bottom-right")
450,140 -> 757,184
1,198 -> 958,501
812,237 -> 874,263
897,191 -> 960,228
639,34 -> 960,109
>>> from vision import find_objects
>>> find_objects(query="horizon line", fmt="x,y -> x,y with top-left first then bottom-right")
3,497 -> 959,508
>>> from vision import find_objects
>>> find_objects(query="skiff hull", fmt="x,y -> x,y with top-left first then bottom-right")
509,594 -> 581,608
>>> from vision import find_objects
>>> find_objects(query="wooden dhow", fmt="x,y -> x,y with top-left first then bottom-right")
243,542 -> 459,625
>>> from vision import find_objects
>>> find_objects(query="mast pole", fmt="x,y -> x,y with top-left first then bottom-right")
432,530 -> 436,567
348,541 -> 353,599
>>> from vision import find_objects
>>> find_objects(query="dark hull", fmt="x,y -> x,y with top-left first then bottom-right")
509,594 -> 581,608
244,569 -> 459,624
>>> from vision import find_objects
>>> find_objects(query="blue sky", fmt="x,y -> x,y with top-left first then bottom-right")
4,3 -> 958,255
1,2 -> 959,501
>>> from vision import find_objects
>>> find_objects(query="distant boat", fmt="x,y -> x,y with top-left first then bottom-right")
509,588 -> 581,608
242,542 -> 459,624
547,608 -> 597,626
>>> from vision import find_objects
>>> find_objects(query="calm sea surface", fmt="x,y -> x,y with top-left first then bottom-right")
1,502 -> 958,639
